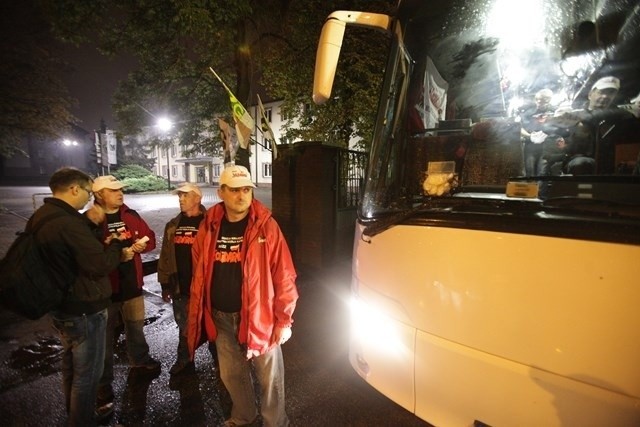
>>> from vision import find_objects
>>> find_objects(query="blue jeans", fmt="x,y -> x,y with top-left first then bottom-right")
99,296 -> 154,400
214,310 -> 289,427
51,308 -> 108,427
524,143 -> 544,176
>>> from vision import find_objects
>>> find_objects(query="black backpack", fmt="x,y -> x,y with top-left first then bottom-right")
0,212 -> 68,320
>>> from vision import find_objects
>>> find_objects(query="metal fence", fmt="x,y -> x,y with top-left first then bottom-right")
336,149 -> 368,209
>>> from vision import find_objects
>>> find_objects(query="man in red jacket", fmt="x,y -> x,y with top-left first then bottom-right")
187,165 -> 298,427
87,175 -> 159,419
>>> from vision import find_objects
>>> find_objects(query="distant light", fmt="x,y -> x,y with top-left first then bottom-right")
157,117 -> 173,132
63,139 -> 78,146
485,0 -> 546,50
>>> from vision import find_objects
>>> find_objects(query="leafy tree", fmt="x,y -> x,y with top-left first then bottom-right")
41,0 -> 394,160
0,1 -> 76,157
118,134 -> 156,170
262,0 -> 393,149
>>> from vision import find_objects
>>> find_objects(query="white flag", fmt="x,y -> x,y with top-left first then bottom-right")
257,95 -> 278,159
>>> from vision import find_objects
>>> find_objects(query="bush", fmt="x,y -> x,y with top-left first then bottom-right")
109,164 -> 170,193
123,176 -> 170,193
112,164 -> 152,180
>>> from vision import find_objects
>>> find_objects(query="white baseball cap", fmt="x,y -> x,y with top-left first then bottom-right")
220,165 -> 256,188
171,182 -> 202,197
92,175 -> 126,192
591,76 -> 620,91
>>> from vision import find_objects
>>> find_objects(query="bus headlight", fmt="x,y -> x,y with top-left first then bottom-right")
350,296 -> 404,355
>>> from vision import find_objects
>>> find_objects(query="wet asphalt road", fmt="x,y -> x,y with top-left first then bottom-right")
0,186 -> 430,427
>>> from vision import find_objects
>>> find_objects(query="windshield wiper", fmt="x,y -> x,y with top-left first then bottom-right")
362,203 -> 432,239
541,197 -> 640,219
361,199 -> 461,239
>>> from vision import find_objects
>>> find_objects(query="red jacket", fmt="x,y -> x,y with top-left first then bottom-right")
187,199 -> 298,357
99,204 -> 156,294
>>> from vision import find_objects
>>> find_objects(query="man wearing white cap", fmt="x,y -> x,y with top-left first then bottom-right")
554,76 -> 633,174
157,182 -> 213,375
186,165 -> 299,427
87,175 -> 159,417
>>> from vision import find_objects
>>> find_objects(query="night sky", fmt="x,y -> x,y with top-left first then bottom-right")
59,43 -> 135,133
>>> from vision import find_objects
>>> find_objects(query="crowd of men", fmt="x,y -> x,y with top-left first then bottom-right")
32,164 -> 298,427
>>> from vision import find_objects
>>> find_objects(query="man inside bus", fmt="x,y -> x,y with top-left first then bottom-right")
520,88 -> 555,176
552,76 -> 634,174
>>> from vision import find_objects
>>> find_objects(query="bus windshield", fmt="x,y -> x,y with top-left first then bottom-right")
362,0 -> 640,218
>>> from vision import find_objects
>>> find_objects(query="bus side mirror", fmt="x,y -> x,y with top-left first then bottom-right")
313,18 -> 346,104
313,12 -> 390,104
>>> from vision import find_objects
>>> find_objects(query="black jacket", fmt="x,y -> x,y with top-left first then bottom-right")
28,198 -> 123,315
157,204 -> 206,297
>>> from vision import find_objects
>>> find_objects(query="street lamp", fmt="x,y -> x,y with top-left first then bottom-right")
156,117 -> 174,191
61,138 -> 79,167
62,139 -> 78,147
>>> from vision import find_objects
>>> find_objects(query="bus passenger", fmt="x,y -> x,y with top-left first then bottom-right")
520,88 -> 555,176
553,76 -> 633,174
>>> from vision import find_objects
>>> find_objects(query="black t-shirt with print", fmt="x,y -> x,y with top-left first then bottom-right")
174,214 -> 203,296
211,215 -> 249,313
105,212 -> 140,301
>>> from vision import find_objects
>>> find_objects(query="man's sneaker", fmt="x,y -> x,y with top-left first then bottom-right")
131,358 -> 161,373
169,359 -> 194,375
95,402 -> 114,424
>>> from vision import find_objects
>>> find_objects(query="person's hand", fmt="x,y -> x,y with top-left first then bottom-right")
131,240 -> 147,253
131,236 -> 149,253
530,131 -> 547,144
120,247 -> 135,262
86,203 -> 105,225
270,326 -> 292,347
161,289 -> 172,303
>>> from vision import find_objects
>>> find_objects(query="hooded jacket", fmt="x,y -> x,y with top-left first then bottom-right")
157,204 -> 206,297
31,197 -> 123,315
186,199 -> 298,358
97,203 -> 156,295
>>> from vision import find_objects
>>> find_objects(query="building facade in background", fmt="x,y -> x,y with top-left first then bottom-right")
0,99 -> 347,187
149,99 -> 285,187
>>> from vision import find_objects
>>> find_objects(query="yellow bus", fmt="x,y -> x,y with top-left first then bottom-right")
313,1 -> 640,425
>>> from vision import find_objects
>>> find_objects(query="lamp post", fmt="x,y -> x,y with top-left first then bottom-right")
156,118 -> 173,191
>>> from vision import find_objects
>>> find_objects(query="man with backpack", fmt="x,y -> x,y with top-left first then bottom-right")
31,167 -> 127,426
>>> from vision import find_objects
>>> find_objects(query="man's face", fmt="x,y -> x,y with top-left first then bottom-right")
97,188 -> 124,210
178,191 -> 201,214
535,95 -> 551,110
218,186 -> 253,218
588,87 -> 618,110
73,182 -> 94,210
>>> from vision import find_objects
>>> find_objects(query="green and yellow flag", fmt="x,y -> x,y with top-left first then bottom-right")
209,68 -> 254,149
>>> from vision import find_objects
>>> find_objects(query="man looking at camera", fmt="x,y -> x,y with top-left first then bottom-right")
186,165 -> 299,427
